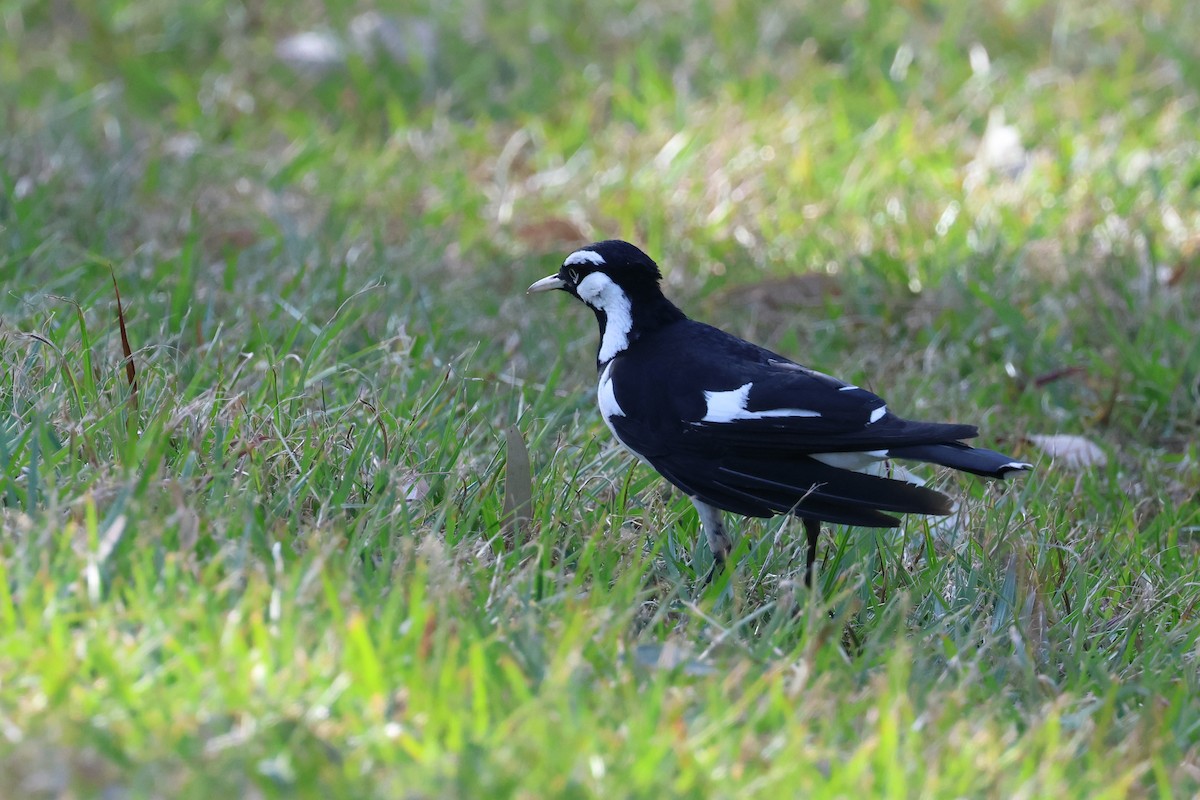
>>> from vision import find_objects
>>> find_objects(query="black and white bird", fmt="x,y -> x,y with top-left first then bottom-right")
528,240 -> 1031,585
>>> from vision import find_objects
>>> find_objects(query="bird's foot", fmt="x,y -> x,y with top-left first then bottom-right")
695,536 -> 733,600
699,550 -> 726,587
690,497 -> 733,593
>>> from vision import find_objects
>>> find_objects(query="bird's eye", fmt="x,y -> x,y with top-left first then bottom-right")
567,269 -> 580,284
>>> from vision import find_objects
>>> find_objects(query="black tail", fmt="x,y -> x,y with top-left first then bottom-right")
889,443 -> 1032,479
650,452 -> 955,528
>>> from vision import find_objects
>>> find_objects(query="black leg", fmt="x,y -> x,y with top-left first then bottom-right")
691,498 -> 731,587
803,518 -> 821,587
700,547 -> 725,587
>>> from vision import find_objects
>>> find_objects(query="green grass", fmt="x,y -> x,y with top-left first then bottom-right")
2,0 -> 1199,796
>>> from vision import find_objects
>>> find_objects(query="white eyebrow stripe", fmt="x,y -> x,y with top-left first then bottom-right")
564,249 -> 606,267
700,382 -> 821,423
838,385 -> 859,392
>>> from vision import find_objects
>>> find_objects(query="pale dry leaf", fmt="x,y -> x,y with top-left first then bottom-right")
632,642 -> 718,677
275,31 -> 345,76
1026,433 -> 1107,469
396,469 -> 430,503
976,108 -> 1027,177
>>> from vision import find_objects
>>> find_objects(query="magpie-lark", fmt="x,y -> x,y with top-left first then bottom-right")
528,240 -> 1032,585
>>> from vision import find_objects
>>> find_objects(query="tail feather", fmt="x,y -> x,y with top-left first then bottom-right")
890,442 -> 1032,479
709,477 -> 905,528
709,453 -> 955,522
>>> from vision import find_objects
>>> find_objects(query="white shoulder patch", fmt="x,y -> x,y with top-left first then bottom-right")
564,249 -> 606,267
700,382 -> 821,423
597,362 -> 625,420
868,405 -> 887,424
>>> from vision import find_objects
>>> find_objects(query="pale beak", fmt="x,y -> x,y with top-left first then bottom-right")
527,274 -> 566,294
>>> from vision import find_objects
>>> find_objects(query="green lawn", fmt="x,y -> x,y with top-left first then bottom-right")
2,0 -> 1199,796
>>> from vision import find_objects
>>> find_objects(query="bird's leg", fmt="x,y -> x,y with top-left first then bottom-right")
690,498 -> 732,585
803,518 -> 821,587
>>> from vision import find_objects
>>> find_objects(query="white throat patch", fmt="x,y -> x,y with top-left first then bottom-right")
576,272 -> 632,363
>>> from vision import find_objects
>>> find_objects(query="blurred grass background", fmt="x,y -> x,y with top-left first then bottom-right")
1,0 -> 1199,797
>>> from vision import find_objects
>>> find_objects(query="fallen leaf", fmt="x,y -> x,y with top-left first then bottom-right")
395,469 -> 430,502
276,31 -> 345,76
632,642 -> 718,677
968,107 -> 1027,181
1026,433 -> 1107,469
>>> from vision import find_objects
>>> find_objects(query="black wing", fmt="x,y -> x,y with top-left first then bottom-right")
603,320 -> 1006,525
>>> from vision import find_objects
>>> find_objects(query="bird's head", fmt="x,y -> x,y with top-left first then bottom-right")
526,240 -> 663,305
528,240 -> 684,365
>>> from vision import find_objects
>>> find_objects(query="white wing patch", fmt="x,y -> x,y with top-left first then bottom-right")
564,249 -> 606,267
575,272 -> 633,363
838,385 -> 859,392
868,405 -> 887,424
812,450 -> 926,486
700,382 -> 821,423
810,450 -> 890,470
